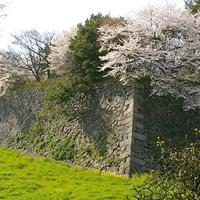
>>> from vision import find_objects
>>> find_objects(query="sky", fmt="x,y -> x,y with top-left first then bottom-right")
0,0 -> 185,49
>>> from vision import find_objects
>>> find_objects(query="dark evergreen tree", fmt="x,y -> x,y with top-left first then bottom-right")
69,14 -> 104,82
69,14 -> 124,82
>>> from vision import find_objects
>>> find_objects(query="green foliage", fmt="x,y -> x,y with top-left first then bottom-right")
52,138 -> 75,160
16,100 -> 76,161
43,75 -> 93,103
10,75 -> 72,91
185,0 -> 200,14
0,147 -> 148,200
129,131 -> 200,200
10,74 -> 93,104
69,13 -> 106,82
16,100 -> 114,167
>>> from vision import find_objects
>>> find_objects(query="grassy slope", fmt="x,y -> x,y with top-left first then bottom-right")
0,148 -> 148,200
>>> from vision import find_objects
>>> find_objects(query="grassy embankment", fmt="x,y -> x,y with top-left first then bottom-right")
0,148 -> 148,200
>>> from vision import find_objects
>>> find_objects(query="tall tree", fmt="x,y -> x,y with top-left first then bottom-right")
48,28 -> 77,76
69,14 -> 123,81
47,14 -> 124,81
1,30 -> 55,81
69,14 -> 104,81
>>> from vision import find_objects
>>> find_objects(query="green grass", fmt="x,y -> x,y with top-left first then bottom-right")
0,148 -> 148,200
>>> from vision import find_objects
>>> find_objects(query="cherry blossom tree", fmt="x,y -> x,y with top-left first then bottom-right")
0,58 -> 26,95
99,6 -> 200,110
48,28 -> 77,76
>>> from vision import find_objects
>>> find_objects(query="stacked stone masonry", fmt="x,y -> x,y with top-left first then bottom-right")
0,80 -> 199,175
0,89 -> 43,146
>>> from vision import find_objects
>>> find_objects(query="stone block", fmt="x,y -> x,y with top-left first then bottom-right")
118,124 -> 132,133
121,112 -> 132,120
123,107 -> 133,115
133,158 -> 146,166
136,113 -> 144,119
125,90 -> 134,97
110,167 -> 119,173
119,167 -> 125,174
124,98 -> 133,106
119,117 -> 132,126
119,126 -> 133,135
119,152 -> 129,159
122,134 -> 129,140
134,133 -> 146,141
119,161 -> 130,174
135,122 -> 144,130
120,139 -> 131,148
134,145 -> 144,154
121,146 -> 127,152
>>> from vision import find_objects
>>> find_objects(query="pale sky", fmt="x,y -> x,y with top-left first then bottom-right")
0,0 -> 185,49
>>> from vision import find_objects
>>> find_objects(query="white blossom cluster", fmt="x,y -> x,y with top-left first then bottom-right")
0,61 -> 26,96
48,28 -> 77,75
0,68 -> 10,96
99,6 -> 200,109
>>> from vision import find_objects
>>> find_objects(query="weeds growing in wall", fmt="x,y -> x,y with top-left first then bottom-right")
15,75 -> 120,168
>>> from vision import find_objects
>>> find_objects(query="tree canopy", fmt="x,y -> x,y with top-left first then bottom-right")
68,14 -> 105,81
1,30 -> 55,81
99,6 -> 200,110
68,13 -> 124,82
48,28 -> 77,76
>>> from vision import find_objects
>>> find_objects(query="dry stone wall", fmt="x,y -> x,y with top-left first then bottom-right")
46,81 -> 136,175
0,80 -> 199,175
0,81 -> 136,175
0,89 -> 43,146
129,79 -> 200,173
